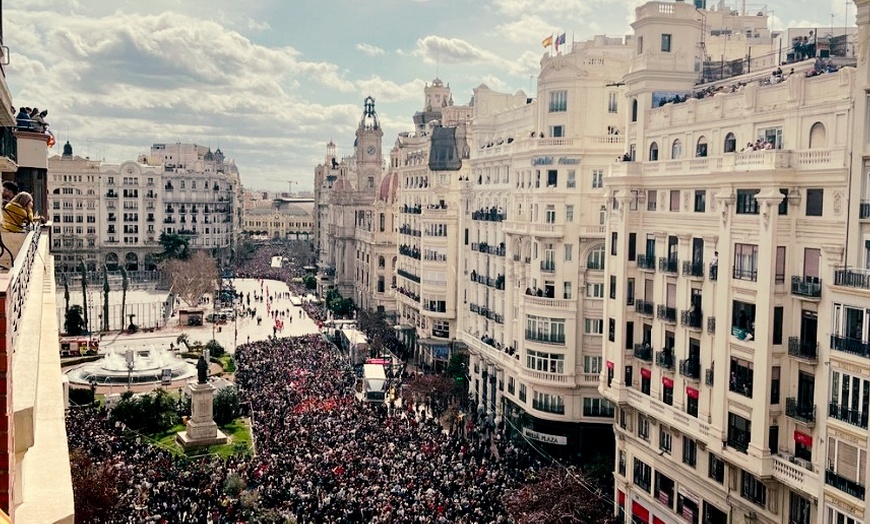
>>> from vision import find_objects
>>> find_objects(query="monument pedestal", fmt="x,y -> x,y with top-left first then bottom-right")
176,381 -> 227,449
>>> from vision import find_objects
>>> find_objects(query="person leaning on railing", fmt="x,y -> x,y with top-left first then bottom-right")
2,191 -> 44,233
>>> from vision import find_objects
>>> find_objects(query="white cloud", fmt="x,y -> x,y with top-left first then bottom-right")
356,43 -> 385,56
354,76 -> 424,102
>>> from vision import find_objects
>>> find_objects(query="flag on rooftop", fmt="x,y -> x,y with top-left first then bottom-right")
542,34 -> 553,48
555,32 -> 566,51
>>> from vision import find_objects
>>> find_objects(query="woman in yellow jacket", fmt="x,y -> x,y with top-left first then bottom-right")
2,191 -> 41,233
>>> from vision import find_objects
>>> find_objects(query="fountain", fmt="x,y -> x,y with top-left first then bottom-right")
66,346 -> 198,386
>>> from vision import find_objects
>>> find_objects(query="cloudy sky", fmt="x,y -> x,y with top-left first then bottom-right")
7,0 -> 850,192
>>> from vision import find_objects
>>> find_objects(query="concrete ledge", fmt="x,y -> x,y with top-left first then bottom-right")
176,429 -> 228,449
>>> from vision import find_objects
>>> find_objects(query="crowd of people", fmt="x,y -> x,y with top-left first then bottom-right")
66,331 -> 538,522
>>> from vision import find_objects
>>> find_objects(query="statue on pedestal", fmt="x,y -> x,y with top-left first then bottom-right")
197,354 -> 208,384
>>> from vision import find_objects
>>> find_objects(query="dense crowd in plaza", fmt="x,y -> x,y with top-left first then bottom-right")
67,331 -> 538,523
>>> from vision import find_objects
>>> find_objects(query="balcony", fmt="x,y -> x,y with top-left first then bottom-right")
787,337 -> 818,363
732,267 -> 758,281
681,310 -> 702,330
679,359 -> 700,380
656,304 -> 677,324
829,402 -> 869,429
635,300 -> 654,316
540,260 -> 556,273
785,398 -> 816,426
471,209 -> 506,222
633,344 -> 653,362
522,295 -> 575,310
397,268 -> 420,284
773,455 -> 819,498
658,257 -> 678,274
637,254 -> 656,271
105,191 -> 118,198
401,205 -> 422,215
682,260 -> 704,279
834,268 -> 870,290
730,373 -> 754,398
825,470 -> 866,501
525,329 -> 566,345
791,276 -> 822,299
656,351 -> 675,370
830,334 -> 870,359
532,399 -> 565,415
0,126 -> 18,170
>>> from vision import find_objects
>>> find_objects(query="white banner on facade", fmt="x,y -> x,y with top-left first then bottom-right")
522,428 -> 567,445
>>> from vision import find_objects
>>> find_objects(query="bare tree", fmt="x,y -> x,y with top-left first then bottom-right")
166,251 -> 218,307
503,467 -> 618,524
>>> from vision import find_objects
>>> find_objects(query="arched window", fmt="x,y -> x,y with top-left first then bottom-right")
105,252 -> 119,271
378,256 -> 385,268
724,132 -> 737,153
587,244 -> 606,270
631,99 -> 638,122
671,139 -> 683,159
696,136 -> 708,157
125,252 -> 139,271
809,122 -> 827,149
649,142 -> 659,161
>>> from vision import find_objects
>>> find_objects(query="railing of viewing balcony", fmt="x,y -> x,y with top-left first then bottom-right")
635,300 -> 654,316
834,267 -> 870,290
828,401 -> 869,429
732,266 -> 757,281
679,359 -> 700,380
637,254 -> 656,271
785,398 -> 816,426
656,304 -> 677,324
633,343 -> 653,362
681,310 -> 702,329
524,329 -> 565,345
825,469 -> 866,500
396,268 -> 420,284
471,209 -> 506,222
656,351 -> 675,370
469,272 -> 505,290
469,303 -> 504,324
682,260 -> 704,278
830,334 -> 870,359
658,257 -> 678,274
787,337 -> 818,362
401,205 -> 422,215
791,276 -> 822,298
540,260 -> 556,273
470,242 -> 506,257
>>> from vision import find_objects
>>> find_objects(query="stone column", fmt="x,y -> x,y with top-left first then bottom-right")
177,381 -> 228,449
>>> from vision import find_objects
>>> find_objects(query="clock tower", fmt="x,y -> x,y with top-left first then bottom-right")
355,96 -> 383,193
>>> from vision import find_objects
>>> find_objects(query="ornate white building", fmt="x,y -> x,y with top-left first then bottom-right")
48,142 -> 241,273
601,2 -> 860,524
461,36 -> 631,457
314,98 -> 397,314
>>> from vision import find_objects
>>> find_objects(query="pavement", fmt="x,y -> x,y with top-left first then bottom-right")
96,278 -> 321,355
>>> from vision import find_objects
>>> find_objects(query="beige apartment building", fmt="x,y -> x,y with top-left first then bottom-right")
601,2 -> 860,524
392,78 -> 472,369
461,36 -> 631,456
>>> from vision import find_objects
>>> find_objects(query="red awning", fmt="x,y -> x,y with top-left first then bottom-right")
794,431 -> 813,447
632,501 -> 649,523
618,490 -> 625,505
653,517 -> 666,524
662,377 -> 674,388
686,387 -> 699,399
607,360 -> 614,370
641,368 -> 652,378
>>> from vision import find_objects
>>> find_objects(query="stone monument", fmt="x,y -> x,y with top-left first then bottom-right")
176,353 -> 227,449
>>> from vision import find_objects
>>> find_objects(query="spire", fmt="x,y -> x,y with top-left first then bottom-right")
359,96 -> 380,130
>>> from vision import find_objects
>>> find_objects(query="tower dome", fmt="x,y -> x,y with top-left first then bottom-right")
378,171 -> 400,202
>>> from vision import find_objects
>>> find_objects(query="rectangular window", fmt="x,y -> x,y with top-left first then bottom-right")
582,397 -> 614,417
550,125 -> 564,138
584,356 -> 602,374
567,170 -> 576,188
584,318 -> 603,334
778,188 -> 789,215
519,384 -> 527,402
775,246 -> 786,283
637,36 -> 644,54
647,190 -> 657,211
587,283 -> 604,298
563,282 -> 572,300
728,412 -> 752,453
736,189 -> 760,214
637,415 -> 650,441
592,169 -> 604,189
741,471 -> 767,507
565,205 -> 574,222
694,190 -> 706,212
609,275 -> 617,299
654,471 -> 674,508
628,233 -> 636,261
806,188 -> 824,216
611,232 -> 618,256
686,395 -> 698,417
661,34 -> 672,52
709,454 -> 725,483
564,244 -> 573,261
772,307 -> 783,345
545,205 -> 556,223
670,190 -> 680,211
633,457 -> 651,491
733,243 -> 758,281
546,170 -> 558,187
641,372 -> 651,395
683,438 -> 697,467
659,427 -> 672,454
549,90 -> 567,112
830,370 -> 870,429
608,92 -> 618,113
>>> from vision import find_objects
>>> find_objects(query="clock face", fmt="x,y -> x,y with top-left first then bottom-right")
366,145 -> 376,156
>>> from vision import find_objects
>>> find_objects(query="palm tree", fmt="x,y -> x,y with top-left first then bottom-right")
78,259 -> 89,333
62,274 -> 70,316
102,265 -> 110,332
120,266 -> 128,331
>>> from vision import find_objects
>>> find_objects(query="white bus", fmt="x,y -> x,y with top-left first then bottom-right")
338,328 -> 369,366
357,363 -> 387,403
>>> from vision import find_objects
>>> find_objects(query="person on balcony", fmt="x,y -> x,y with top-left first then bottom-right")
1,181 -> 18,207
2,192 -> 43,233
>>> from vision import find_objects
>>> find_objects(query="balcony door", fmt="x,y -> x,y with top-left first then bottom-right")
800,310 -> 817,345
803,248 -> 820,279
646,234 -> 656,258
797,372 -> 815,409
692,238 -> 704,266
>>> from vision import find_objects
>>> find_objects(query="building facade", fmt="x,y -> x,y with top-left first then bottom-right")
241,197 -> 314,240
601,2 -> 858,523
48,142 -> 241,274
461,36 -> 630,457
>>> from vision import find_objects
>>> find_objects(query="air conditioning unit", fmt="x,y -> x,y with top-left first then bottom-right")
794,458 -> 813,471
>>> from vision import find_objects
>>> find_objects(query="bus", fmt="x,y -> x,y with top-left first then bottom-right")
338,328 -> 369,366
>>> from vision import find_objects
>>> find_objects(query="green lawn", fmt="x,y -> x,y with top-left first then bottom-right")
217,355 -> 236,373
148,418 -> 252,459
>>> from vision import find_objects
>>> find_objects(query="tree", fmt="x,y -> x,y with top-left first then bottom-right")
120,266 -> 128,330
109,389 -> 178,433
302,273 -> 316,290
324,288 -> 355,317
78,259 -> 89,333
64,305 -> 86,336
404,374 -> 462,412
166,251 -> 218,307
62,274 -> 70,316
157,232 -> 190,261
213,387 -> 240,425
205,339 -> 225,358
503,467 -> 619,524
69,449 -> 124,523
176,333 -> 191,351
102,265 -> 110,332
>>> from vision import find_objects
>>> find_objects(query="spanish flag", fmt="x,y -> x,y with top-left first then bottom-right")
542,35 -> 553,48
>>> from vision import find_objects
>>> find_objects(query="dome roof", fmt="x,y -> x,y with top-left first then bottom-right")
378,171 -> 399,203
332,178 -> 352,192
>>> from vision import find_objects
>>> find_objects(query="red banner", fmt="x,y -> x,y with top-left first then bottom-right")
618,490 -> 625,505
686,387 -> 699,399
662,377 -> 674,388
641,368 -> 652,378
607,360 -> 614,369
794,431 -> 813,447
632,501 -> 649,523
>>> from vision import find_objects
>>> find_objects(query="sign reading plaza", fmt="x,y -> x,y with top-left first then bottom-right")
522,427 -> 567,445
